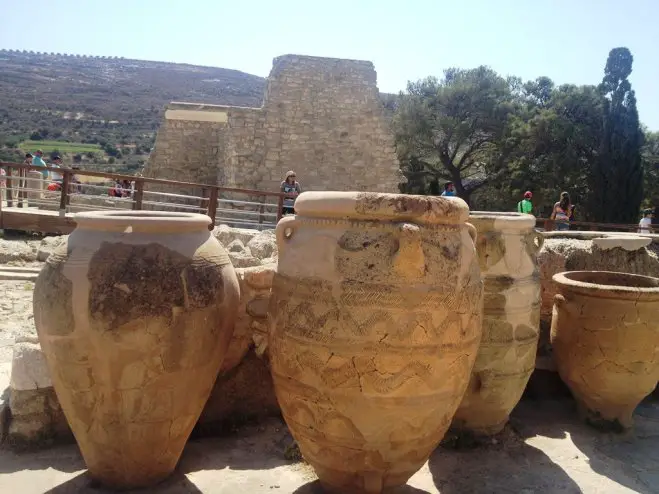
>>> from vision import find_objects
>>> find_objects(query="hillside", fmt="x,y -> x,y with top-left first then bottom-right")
0,50 -> 266,163
0,50 -> 398,174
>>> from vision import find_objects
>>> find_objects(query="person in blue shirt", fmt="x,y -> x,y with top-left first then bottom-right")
441,182 -> 456,197
32,150 -> 49,179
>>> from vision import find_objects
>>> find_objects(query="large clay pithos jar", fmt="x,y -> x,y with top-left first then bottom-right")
551,271 -> 659,431
452,212 -> 543,435
268,191 -> 483,493
33,211 -> 240,489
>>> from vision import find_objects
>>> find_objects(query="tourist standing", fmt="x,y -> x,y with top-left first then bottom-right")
441,182 -> 456,197
32,150 -> 48,179
517,191 -> 533,215
280,171 -> 301,216
550,192 -> 574,231
638,209 -> 654,234
16,153 -> 32,206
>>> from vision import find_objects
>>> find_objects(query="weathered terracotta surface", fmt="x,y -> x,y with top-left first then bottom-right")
268,191 -> 483,493
33,211 -> 240,488
453,212 -> 542,435
551,271 -> 659,430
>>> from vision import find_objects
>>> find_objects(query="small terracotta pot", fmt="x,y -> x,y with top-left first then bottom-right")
33,211 -> 240,488
551,271 -> 659,430
269,191 -> 483,493
453,212 -> 543,435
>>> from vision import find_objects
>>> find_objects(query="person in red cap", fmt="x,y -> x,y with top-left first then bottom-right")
517,191 -> 533,215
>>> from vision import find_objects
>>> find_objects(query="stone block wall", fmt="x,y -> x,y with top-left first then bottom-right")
144,54 -> 403,194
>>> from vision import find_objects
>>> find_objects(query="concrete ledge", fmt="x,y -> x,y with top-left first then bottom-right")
165,109 -> 229,123
592,236 -> 652,251
167,101 -> 261,112
543,230 -> 659,243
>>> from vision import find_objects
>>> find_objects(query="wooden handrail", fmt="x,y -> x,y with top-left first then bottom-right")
536,217 -> 642,232
0,161 -> 286,200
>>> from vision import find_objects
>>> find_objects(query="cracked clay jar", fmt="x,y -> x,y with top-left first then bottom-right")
33,211 -> 239,489
268,191 -> 483,493
551,270 -> 659,431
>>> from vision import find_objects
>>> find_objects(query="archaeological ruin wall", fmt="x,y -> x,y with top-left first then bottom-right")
144,55 -> 403,193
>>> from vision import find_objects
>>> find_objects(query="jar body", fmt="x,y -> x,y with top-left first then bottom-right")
551,271 -> 659,430
33,212 -> 240,489
269,192 -> 483,493
453,212 -> 543,435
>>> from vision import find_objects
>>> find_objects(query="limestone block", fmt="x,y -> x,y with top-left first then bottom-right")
222,264 -> 275,373
246,231 -> 277,259
37,236 -> 67,262
229,252 -> 260,268
7,387 -> 71,450
0,239 -> 38,264
227,238 -> 247,253
592,236 -> 652,251
212,224 -> 259,247
10,339 -> 52,391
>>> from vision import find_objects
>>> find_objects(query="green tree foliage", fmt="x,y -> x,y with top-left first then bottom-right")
393,67 -> 521,204
501,82 -> 604,218
588,47 -> 644,223
642,129 -> 659,208
393,47 -> 649,223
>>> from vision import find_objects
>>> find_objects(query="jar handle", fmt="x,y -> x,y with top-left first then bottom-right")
533,230 -> 545,252
275,215 -> 298,252
393,223 -> 425,280
466,222 -> 477,244
553,293 -> 566,307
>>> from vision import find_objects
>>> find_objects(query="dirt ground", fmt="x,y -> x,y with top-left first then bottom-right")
0,398 -> 656,494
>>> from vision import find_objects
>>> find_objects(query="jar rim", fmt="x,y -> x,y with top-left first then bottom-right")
74,211 -> 212,231
293,191 -> 469,225
553,270 -> 659,300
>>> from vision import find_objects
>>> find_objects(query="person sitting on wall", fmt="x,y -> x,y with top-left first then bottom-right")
280,171 -> 301,215
440,182 -> 456,197
109,180 -> 124,198
50,155 -> 64,184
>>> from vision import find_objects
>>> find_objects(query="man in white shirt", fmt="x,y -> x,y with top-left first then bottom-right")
638,209 -> 654,234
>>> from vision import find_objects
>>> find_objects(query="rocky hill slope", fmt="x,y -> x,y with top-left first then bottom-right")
0,50 -> 266,151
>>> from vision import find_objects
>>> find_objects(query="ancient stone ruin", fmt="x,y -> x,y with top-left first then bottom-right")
144,55 -> 404,194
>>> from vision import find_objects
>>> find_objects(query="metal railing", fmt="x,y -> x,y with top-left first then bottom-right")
0,162 -> 285,232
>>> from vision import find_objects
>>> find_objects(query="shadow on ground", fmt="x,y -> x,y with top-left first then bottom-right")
429,407 -> 582,493
0,417 -> 298,493
44,472 -> 204,494
568,397 -> 659,494
292,479 -> 431,493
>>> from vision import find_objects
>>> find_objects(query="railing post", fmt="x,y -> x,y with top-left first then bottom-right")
6,168 -> 13,208
133,179 -> 144,210
207,187 -> 219,228
259,195 -> 265,225
19,167 -> 28,208
59,171 -> 71,216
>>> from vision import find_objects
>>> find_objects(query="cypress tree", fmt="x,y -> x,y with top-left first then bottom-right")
591,48 -> 643,223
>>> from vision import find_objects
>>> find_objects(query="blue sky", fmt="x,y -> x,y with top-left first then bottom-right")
2,0 -> 658,129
